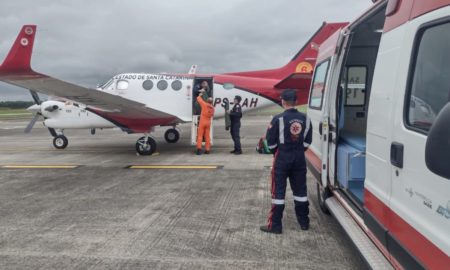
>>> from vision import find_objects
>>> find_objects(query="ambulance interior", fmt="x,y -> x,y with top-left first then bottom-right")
336,4 -> 387,205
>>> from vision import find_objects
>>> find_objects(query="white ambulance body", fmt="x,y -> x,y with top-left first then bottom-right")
305,1 -> 450,269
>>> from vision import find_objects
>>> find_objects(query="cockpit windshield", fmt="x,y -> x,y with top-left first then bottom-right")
99,79 -> 114,90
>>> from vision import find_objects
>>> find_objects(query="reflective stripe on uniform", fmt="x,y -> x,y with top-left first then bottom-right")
278,117 -> 284,144
272,199 -> 285,205
294,196 -> 308,202
268,144 -> 277,149
304,116 -> 311,136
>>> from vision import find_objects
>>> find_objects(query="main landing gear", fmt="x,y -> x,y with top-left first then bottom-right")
136,135 -> 157,156
164,128 -> 180,143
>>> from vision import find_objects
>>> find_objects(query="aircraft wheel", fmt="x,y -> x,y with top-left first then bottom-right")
53,135 -> 68,149
136,136 -> 157,155
164,128 -> 180,143
317,183 -> 331,215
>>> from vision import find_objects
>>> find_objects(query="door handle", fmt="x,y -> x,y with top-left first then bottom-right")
319,121 -> 323,135
390,142 -> 404,168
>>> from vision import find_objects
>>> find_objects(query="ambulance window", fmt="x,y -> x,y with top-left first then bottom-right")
116,80 -> 129,90
157,80 -> 168,90
309,60 -> 330,110
142,80 -> 153,90
345,66 -> 367,106
171,80 -> 182,91
406,22 -> 450,133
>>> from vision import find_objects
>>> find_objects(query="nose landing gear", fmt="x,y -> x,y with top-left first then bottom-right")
53,134 -> 68,149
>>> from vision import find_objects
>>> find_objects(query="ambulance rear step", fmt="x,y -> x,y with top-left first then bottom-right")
325,197 -> 393,270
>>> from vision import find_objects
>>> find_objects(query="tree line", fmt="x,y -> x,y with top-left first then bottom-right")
0,101 -> 35,109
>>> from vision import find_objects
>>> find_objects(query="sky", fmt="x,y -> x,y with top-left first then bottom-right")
0,0 -> 371,101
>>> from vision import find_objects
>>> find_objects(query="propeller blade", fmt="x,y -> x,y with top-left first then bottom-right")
24,113 -> 40,133
29,90 -> 42,105
48,128 -> 57,137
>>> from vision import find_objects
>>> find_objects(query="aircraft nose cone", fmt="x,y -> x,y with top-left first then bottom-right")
26,104 -> 41,114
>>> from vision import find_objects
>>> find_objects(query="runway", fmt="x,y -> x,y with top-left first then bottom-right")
0,114 -> 366,269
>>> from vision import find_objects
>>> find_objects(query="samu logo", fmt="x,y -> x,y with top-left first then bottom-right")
436,201 -> 450,220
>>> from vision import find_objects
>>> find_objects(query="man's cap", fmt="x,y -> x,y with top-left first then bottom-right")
234,95 -> 242,102
281,89 -> 297,101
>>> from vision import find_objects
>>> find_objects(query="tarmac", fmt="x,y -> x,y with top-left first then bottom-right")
0,113 -> 366,269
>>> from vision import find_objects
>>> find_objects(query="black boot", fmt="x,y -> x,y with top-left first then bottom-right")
196,149 -> 202,155
234,150 -> 242,155
260,225 -> 282,234
260,204 -> 284,234
230,149 -> 236,153
295,201 -> 310,230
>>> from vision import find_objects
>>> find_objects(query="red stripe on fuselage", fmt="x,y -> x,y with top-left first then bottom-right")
365,189 -> 449,269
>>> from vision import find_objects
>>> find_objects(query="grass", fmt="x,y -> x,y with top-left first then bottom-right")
0,108 -> 32,119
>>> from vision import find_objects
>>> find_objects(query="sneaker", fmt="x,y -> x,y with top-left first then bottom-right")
196,149 -> 202,155
260,225 -> 282,234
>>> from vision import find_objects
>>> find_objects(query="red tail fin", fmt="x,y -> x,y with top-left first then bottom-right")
0,25 -> 37,74
225,22 -> 348,80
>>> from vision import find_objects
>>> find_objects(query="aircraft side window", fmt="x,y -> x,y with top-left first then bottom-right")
171,80 -> 182,91
309,59 -> 330,110
142,80 -> 153,90
116,80 -> 129,90
345,66 -> 367,106
405,21 -> 450,134
157,80 -> 168,90
223,83 -> 234,90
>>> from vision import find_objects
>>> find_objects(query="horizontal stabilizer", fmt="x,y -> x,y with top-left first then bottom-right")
274,72 -> 312,90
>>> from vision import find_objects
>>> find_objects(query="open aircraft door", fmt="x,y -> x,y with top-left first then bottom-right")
191,77 -> 214,146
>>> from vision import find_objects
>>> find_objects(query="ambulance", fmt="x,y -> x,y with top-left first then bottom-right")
305,0 -> 450,269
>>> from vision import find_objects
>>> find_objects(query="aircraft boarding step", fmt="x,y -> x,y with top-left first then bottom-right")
325,197 -> 393,270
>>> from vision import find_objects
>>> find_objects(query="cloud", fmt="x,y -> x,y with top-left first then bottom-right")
0,0 -> 371,101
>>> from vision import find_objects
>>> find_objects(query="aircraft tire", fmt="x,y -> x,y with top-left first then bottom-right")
53,135 -> 68,149
164,128 -> 180,143
136,136 -> 157,155
317,183 -> 331,215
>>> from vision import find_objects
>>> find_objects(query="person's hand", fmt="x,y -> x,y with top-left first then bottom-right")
199,89 -> 206,93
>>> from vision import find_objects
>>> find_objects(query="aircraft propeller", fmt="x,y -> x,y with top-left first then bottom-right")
24,90 -> 58,136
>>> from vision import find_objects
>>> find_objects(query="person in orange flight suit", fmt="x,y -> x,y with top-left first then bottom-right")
196,89 -> 215,155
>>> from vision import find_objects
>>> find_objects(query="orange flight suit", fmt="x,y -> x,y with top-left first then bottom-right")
196,95 -> 215,151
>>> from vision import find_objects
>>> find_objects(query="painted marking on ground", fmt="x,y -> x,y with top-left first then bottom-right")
1,165 -> 79,169
127,165 -> 222,169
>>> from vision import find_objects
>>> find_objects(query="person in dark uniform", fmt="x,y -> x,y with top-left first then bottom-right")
229,95 -> 243,154
260,89 -> 312,234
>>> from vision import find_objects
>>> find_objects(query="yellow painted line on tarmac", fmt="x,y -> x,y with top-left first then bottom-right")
127,165 -> 220,169
1,165 -> 79,169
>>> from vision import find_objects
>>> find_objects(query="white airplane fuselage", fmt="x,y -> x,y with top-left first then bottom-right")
42,73 -> 276,130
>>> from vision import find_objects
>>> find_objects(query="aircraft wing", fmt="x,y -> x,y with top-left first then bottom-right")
0,25 -> 177,133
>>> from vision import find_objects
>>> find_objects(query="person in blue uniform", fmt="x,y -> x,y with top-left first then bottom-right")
229,95 -> 243,155
260,89 -> 313,234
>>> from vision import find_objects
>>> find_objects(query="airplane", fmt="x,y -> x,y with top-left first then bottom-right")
0,22 -> 346,155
